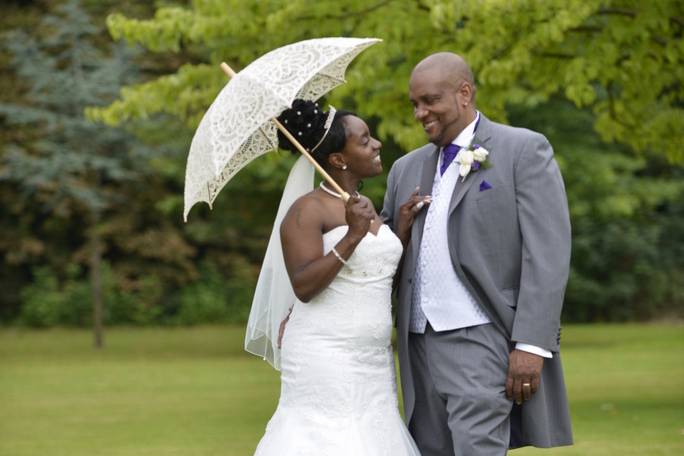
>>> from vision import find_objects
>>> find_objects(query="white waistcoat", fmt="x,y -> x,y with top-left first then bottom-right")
409,154 -> 491,333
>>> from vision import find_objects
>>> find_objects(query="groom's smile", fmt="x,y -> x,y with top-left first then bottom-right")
422,120 -> 438,133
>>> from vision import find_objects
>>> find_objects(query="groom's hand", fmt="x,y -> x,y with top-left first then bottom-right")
506,349 -> 543,405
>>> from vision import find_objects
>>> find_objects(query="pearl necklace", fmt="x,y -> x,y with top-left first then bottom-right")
319,182 -> 358,199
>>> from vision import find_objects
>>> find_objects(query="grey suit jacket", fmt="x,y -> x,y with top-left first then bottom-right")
382,115 -> 573,448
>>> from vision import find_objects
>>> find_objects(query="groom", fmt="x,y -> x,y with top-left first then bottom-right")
382,52 -> 573,455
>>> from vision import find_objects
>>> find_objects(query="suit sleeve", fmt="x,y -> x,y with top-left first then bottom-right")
512,133 -> 571,352
381,161 -> 399,231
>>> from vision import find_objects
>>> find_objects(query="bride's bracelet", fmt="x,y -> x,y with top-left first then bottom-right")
331,247 -> 348,266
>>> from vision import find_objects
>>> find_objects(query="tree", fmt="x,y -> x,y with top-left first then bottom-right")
2,0 -> 676,325
91,0 -> 683,163
0,0 -> 284,330
0,0 -> 156,346
80,0 -> 684,322
84,0 -> 684,321
508,99 -> 684,321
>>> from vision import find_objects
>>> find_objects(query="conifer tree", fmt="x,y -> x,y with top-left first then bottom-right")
0,0 -> 154,346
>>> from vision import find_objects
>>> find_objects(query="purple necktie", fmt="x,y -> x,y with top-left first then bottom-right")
440,144 -> 460,176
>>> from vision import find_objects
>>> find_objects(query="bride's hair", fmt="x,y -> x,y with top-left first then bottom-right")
277,99 -> 353,168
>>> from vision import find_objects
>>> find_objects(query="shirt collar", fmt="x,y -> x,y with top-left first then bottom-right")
450,111 -> 480,149
437,111 -> 480,175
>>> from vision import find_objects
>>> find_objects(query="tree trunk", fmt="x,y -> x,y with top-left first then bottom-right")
90,226 -> 104,349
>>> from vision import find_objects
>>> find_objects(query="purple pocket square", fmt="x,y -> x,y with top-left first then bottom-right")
479,180 -> 493,191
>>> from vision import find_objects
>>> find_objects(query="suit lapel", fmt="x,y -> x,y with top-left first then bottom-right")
410,145 -> 439,252
448,115 -> 494,216
443,115 -> 507,334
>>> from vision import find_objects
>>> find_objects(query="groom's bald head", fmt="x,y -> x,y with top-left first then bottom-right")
411,52 -> 475,96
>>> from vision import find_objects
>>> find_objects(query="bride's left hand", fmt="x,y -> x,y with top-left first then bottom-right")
277,306 -> 294,348
396,187 -> 431,247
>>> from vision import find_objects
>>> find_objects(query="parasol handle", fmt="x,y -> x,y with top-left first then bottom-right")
220,62 -> 351,202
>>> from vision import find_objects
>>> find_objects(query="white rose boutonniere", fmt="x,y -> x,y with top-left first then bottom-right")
473,146 -> 489,162
456,142 -> 490,181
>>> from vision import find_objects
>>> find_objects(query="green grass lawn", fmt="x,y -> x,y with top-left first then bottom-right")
1,324 -> 682,456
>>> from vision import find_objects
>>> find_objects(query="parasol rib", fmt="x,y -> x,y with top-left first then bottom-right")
311,72 -> 346,85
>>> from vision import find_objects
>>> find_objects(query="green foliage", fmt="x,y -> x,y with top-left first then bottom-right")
106,273 -> 164,325
93,0 -> 684,163
88,0 -> 684,322
19,267 -> 78,328
18,262 -> 164,327
176,258 -> 254,325
0,0 -> 177,326
510,99 -> 684,321
3,1 -> 683,326
0,0 -> 151,216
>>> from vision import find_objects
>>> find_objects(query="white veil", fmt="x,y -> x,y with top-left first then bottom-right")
244,155 -> 314,370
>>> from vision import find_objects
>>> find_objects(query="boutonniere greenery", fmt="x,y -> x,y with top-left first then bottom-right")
456,142 -> 491,181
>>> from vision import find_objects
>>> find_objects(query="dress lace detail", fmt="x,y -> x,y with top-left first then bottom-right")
183,37 -> 381,221
253,225 -> 420,456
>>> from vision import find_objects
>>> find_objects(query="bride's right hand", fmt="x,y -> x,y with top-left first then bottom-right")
345,194 -> 375,241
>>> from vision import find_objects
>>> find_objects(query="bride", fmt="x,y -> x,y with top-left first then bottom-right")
245,99 -> 429,455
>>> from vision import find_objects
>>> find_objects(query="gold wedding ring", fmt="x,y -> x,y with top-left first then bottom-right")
522,383 -> 532,398
521,382 -> 532,405
415,201 -> 425,211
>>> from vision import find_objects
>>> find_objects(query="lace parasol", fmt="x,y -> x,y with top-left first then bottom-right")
183,37 -> 381,221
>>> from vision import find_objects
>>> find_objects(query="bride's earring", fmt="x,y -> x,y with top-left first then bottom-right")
341,164 -> 348,170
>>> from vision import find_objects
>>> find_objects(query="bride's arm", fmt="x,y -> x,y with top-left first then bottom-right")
280,195 -> 373,302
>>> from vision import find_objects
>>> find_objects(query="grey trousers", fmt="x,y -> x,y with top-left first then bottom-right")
408,323 -> 513,456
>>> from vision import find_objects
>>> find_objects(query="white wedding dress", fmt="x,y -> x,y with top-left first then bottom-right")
253,224 -> 421,456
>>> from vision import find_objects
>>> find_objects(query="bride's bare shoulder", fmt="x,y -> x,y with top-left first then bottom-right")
281,191 -> 327,234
